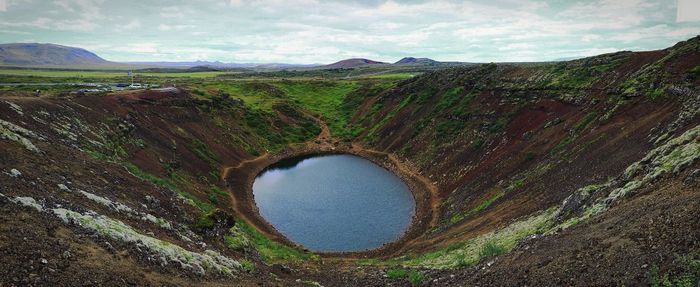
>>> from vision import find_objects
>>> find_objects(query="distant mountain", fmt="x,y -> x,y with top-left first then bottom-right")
394,57 -> 440,65
0,43 -> 111,66
127,61 -> 321,70
322,58 -> 386,69
253,63 -> 321,69
0,42 -> 467,70
126,60 -> 254,68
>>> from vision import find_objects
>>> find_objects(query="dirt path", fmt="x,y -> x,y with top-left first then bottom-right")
301,110 -> 333,147
217,111 -> 331,242
312,114 -> 331,143
219,153 -> 269,182
218,110 -> 329,185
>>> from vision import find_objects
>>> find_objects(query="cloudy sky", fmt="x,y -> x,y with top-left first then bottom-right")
1,0 -> 699,64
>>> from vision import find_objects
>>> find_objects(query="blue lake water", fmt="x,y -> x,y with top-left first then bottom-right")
252,154 -> 415,252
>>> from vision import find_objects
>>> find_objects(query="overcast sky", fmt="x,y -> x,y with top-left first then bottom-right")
1,0 -> 699,64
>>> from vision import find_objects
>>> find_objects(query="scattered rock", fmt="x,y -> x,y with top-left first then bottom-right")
685,169 -> 700,184
9,169 -> 21,177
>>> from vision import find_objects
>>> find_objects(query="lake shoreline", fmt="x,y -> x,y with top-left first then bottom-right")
222,139 -> 438,259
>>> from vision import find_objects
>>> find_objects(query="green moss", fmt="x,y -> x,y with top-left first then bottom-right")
434,86 -> 465,113
450,190 -> 505,224
449,175 -> 528,226
231,220 -> 317,263
525,150 -> 536,161
648,87 -> 666,100
392,209 -> 555,269
414,86 -> 437,104
507,178 -> 526,192
239,259 -> 256,272
478,241 -> 506,258
553,135 -> 574,152
224,235 -> 250,251
650,251 -> 700,287
574,112 -> 598,132
452,91 -> 477,118
472,138 -> 485,150
207,186 -> 228,205
195,210 -> 218,229
435,121 -> 463,139
386,269 -> 425,286
489,116 -> 509,133
273,80 -> 363,138
189,138 -> 221,166
690,65 -> 700,79
124,163 -> 214,213
552,112 -> 598,154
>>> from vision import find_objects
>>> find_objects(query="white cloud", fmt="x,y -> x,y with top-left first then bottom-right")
157,24 -> 193,31
0,0 -> 6,12
498,43 -> 536,51
0,17 -> 97,31
120,43 -> 160,54
116,19 -> 141,31
52,0 -> 104,19
1,0 -> 699,63
677,0 -> 700,22
160,6 -> 186,18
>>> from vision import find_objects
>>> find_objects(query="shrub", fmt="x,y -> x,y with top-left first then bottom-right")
386,269 -> 425,286
472,138 -> 485,150
525,150 -> 536,161
479,241 -> 506,259
239,259 -> 256,273
195,213 -> 215,229
207,193 -> 218,204
574,112 -> 598,133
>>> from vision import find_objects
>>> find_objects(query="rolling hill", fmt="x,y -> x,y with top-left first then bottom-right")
322,58 -> 386,69
394,57 -> 440,65
0,43 -> 111,67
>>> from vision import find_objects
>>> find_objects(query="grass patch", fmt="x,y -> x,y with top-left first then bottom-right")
274,80 -> 368,138
367,72 -> 416,80
435,120 -> 463,139
391,208 -> 555,269
489,116 -> 509,133
229,220 -> 317,263
385,269 -> 425,286
207,186 -> 228,205
224,225 -> 252,250
239,259 -> 256,273
650,251 -> 700,287
690,65 -> 700,79
449,190 -> 504,224
189,138 -> 221,166
241,105 -> 319,152
574,112 -> 598,133
472,138 -> 485,150
479,241 -> 506,258
553,112 -> 598,153
525,150 -> 536,161
123,162 -> 213,213
434,86 -> 464,114
195,210 -> 216,229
